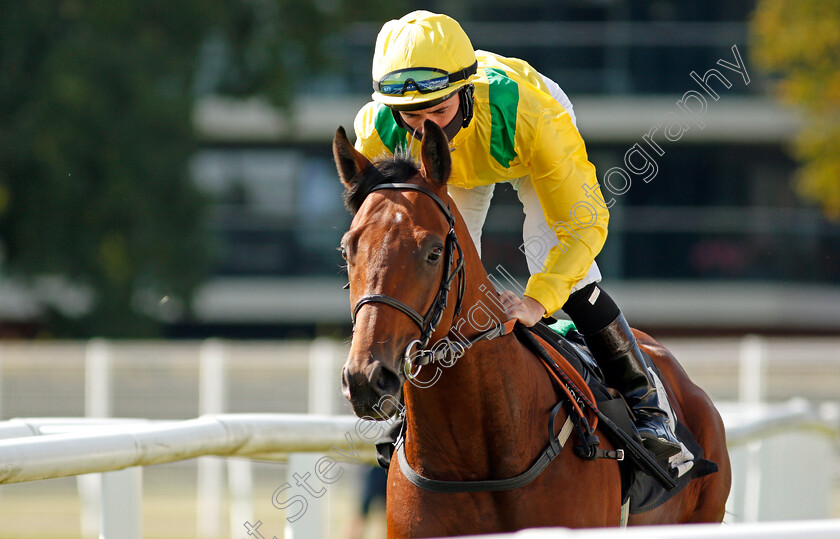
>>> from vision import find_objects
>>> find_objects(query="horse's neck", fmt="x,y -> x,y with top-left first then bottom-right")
402,331 -> 553,478
402,240 -> 555,477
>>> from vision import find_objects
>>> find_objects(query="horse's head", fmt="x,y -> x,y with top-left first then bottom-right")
333,121 -> 460,419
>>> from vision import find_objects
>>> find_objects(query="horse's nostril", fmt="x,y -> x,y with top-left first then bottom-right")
373,365 -> 402,396
341,365 -> 351,390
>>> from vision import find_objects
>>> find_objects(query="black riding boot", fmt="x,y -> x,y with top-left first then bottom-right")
583,313 -> 682,460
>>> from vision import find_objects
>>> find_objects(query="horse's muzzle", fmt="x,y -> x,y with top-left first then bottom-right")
341,360 -> 403,419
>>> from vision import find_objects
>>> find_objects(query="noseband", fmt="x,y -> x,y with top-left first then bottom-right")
350,182 -> 466,371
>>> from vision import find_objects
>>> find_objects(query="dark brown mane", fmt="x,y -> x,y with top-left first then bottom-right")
342,150 -> 420,214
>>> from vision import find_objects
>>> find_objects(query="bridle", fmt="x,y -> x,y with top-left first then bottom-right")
345,180 -> 679,496
350,182 -> 466,374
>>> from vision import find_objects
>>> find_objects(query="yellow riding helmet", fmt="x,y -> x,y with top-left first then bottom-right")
371,11 -> 478,110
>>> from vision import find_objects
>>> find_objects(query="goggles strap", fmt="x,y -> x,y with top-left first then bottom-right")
447,61 -> 478,85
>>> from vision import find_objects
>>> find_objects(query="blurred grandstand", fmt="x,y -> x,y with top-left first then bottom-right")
186,1 -> 840,339
3,1 -> 838,339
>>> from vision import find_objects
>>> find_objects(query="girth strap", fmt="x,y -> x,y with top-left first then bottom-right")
396,401 -> 574,493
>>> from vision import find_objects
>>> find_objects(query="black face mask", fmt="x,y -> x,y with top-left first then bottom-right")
391,84 -> 474,142
440,102 -> 465,140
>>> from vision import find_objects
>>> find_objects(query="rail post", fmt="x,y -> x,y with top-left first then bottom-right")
284,338 -> 343,539
198,339 -> 228,538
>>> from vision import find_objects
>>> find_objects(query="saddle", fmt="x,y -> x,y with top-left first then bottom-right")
520,319 -> 719,514
374,319 -> 718,514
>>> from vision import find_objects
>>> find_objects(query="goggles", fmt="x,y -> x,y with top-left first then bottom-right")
374,61 -> 478,96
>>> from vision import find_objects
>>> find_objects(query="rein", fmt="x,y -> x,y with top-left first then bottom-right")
351,182 -> 466,372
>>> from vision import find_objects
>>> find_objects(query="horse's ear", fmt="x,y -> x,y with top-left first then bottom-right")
333,126 -> 371,190
419,120 -> 451,187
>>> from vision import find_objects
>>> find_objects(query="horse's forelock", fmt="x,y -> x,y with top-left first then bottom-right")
343,151 -> 421,214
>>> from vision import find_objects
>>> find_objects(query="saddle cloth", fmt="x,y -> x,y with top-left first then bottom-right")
527,319 -> 720,514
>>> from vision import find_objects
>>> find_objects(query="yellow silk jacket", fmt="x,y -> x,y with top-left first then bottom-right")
353,50 -> 609,316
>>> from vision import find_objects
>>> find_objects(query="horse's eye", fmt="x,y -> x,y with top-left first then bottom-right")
338,246 -> 348,260
427,246 -> 443,263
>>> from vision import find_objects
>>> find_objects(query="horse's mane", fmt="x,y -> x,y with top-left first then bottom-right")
343,149 -> 420,214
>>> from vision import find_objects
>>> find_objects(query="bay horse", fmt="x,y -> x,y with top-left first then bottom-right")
334,120 -> 730,537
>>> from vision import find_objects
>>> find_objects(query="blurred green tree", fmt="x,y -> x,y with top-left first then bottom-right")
750,0 -> 840,219
0,1 -> 402,337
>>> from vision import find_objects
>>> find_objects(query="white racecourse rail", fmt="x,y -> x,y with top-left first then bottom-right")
0,414 -> 376,483
0,400 -> 837,538
0,335 -> 837,538
456,519 -> 840,538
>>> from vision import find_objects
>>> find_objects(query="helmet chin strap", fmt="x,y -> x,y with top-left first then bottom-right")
390,84 -> 475,142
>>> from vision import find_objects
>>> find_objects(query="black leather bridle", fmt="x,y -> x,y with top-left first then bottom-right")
350,182 -> 466,369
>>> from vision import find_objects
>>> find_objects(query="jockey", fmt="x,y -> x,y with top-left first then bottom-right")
353,10 -> 681,459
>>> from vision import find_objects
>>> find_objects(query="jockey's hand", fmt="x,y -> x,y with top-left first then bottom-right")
499,291 -> 546,327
